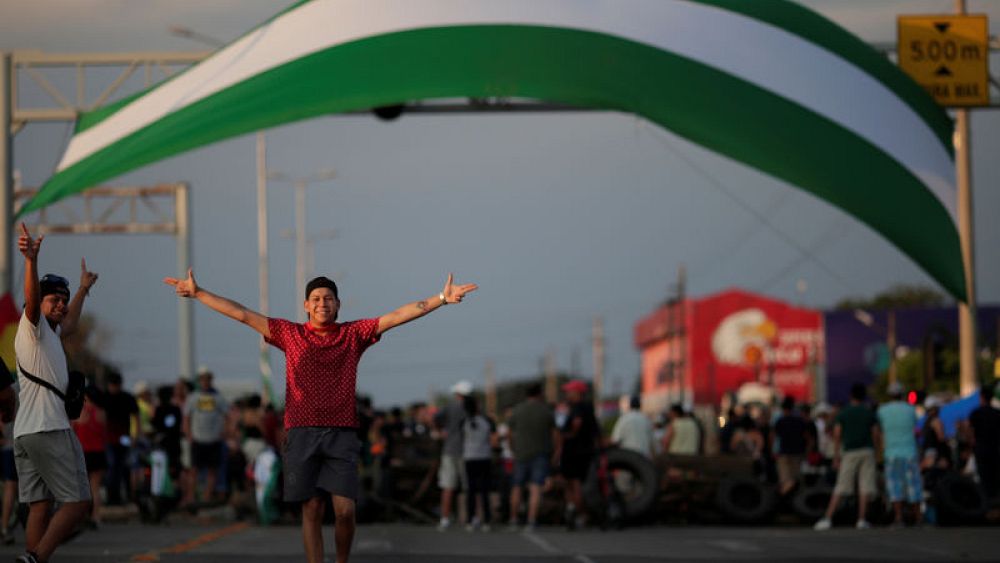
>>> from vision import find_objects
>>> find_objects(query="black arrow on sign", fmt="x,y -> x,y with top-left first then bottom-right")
934,22 -> 951,33
935,65 -> 952,77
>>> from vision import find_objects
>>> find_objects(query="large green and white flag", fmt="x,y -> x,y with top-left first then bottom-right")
22,0 -> 964,299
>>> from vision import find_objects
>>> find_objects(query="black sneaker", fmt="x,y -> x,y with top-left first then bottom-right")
15,551 -> 39,563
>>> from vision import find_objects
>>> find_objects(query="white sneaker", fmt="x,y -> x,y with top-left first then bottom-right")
813,517 -> 832,531
855,519 -> 872,530
437,518 -> 451,532
481,524 -> 491,532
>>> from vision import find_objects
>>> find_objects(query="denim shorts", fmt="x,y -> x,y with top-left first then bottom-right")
512,454 -> 550,487
884,456 -> 923,503
283,427 -> 360,502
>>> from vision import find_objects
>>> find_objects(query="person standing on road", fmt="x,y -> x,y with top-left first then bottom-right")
165,269 -> 477,563
13,223 -> 97,563
435,380 -> 471,531
71,386 -> 108,528
611,396 -> 655,459
461,395 -> 496,532
507,383 -> 556,532
968,384 -> 1000,500
183,368 -> 228,504
102,371 -> 138,507
814,383 -> 880,531
876,382 -> 923,528
557,380 -> 600,530
773,396 -> 812,497
0,420 -> 17,546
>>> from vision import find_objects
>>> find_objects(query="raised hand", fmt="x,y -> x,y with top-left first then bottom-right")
80,258 -> 99,291
164,267 -> 199,298
442,273 -> 478,304
17,223 -> 43,260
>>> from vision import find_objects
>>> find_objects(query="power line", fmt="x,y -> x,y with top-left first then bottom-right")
640,123 -> 860,294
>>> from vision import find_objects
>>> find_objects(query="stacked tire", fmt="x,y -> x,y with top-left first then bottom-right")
933,473 -> 988,526
582,448 -> 658,523
715,476 -> 776,524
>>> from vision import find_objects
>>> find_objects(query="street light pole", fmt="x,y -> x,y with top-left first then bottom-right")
267,169 -> 336,322
295,179 -> 307,322
954,0 -> 978,397
256,132 -> 274,404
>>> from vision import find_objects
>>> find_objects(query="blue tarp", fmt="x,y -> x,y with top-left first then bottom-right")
917,392 -> 980,438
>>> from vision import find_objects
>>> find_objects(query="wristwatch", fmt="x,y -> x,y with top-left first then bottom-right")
439,292 -> 447,305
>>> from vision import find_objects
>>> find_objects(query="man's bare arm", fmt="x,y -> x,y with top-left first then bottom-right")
18,223 -> 42,326
62,258 -> 98,338
165,268 -> 270,339
377,273 -> 478,335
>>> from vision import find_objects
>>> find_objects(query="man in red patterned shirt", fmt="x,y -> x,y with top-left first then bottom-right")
165,269 -> 477,563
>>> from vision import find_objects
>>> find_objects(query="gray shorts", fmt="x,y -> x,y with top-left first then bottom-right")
283,427 -> 360,502
438,454 -> 467,491
14,430 -> 91,504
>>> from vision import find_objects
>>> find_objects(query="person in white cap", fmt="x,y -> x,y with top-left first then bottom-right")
165,270 -> 477,563
434,379 -> 473,530
877,381 -> 923,527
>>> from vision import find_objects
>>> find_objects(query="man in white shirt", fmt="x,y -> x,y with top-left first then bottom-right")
611,396 -> 655,458
13,223 -> 97,563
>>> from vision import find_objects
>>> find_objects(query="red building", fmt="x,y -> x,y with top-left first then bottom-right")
634,289 -> 823,414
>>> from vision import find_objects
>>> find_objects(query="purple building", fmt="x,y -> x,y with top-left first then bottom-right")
824,305 -> 1000,404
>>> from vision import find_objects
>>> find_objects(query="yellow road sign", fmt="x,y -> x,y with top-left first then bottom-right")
898,14 -> 989,107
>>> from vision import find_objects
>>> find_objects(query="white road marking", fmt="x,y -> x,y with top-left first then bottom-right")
521,530 -> 560,554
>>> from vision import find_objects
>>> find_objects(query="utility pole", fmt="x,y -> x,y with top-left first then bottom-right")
484,360 -> 497,419
0,53 -> 11,296
887,310 -> 898,386
677,264 -> 687,405
256,132 -> 275,404
267,169 -> 336,322
592,316 -> 605,413
544,347 -> 557,404
955,0 -> 979,397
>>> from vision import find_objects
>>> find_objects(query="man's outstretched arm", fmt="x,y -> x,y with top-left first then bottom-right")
18,223 -> 43,326
164,268 -> 270,339
62,258 -> 98,338
377,273 -> 478,335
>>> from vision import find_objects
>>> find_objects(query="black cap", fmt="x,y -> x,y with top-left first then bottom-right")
40,274 -> 70,300
305,276 -> 338,300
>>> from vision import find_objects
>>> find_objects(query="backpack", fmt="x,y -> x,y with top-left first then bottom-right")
18,364 -> 85,420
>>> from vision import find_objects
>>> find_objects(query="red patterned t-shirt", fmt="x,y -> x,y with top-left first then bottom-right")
266,317 -> 380,429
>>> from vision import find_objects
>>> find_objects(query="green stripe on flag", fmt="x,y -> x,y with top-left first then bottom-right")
694,0 -> 953,155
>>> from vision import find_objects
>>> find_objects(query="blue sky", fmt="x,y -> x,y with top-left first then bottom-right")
2,0 -> 999,406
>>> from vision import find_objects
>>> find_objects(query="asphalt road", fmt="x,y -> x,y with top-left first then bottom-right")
0,521 -> 997,562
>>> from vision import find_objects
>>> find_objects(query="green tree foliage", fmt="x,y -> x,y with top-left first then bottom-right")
872,348 -> 993,400
835,284 -> 948,311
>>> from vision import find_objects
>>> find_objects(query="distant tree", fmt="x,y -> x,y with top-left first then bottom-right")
61,313 -> 118,387
835,284 -> 948,311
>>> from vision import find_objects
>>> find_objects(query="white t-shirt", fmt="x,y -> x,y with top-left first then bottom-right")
611,410 -> 654,457
13,313 -> 70,439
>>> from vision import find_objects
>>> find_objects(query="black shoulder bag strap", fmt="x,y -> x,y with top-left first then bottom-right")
17,364 -> 66,401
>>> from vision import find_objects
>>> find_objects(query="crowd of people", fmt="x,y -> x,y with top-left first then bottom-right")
0,367 -> 285,527
354,375 -> 1000,535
